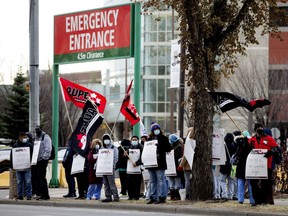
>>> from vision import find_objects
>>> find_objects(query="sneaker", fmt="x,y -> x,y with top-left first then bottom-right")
75,196 -> 85,200
17,196 -> 23,200
147,199 -> 156,204
86,197 -> 91,200
239,201 -> 243,204
101,198 -> 113,203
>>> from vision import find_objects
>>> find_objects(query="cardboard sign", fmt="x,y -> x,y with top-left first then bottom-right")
95,149 -> 114,176
165,150 -> 176,176
71,154 -> 85,175
31,141 -> 41,165
212,128 -> 225,160
127,149 -> 141,174
184,137 -> 196,170
12,147 -> 30,170
245,149 -> 268,179
141,140 -> 158,168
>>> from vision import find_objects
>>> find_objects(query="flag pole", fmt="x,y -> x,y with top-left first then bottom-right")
87,97 -> 135,163
58,77 -> 73,132
110,110 -> 121,136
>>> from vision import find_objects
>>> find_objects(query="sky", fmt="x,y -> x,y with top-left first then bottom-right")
0,0 -> 109,84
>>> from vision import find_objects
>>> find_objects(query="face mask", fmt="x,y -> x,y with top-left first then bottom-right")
154,129 -> 160,136
256,129 -> 263,135
132,140 -> 138,146
95,144 -> 100,150
22,138 -> 28,143
104,139 -> 110,145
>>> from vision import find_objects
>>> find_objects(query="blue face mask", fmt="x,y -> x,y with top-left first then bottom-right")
131,140 -> 138,146
154,129 -> 160,136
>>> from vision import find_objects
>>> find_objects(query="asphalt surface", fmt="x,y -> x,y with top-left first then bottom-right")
0,188 -> 288,216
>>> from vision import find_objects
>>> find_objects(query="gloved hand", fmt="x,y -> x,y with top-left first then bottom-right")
264,150 -> 273,158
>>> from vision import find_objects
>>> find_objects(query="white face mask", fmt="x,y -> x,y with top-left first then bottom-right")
131,140 -> 138,146
95,144 -> 100,150
154,129 -> 160,135
104,139 -> 110,145
22,138 -> 28,143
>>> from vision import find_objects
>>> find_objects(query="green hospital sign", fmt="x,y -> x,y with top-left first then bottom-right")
54,4 -> 134,64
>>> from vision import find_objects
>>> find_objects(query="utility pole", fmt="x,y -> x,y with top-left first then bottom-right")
29,0 -> 40,131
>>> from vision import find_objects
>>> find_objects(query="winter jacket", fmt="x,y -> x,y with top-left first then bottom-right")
87,148 -> 103,184
248,134 -> 278,169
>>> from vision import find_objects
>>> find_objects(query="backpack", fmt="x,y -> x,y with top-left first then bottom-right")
42,134 -> 55,160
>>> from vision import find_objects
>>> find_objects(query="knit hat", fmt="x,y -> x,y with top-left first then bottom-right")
169,134 -> 179,144
254,123 -> 263,131
263,128 -> 272,136
150,122 -> 160,132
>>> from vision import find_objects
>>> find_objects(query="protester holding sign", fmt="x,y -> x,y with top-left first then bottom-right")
233,131 -> 255,205
146,122 -> 172,204
101,133 -> 119,202
10,132 -> 33,200
248,123 -> 279,206
86,139 -> 103,200
127,135 -> 143,200
167,134 -> 183,200
34,125 -> 52,201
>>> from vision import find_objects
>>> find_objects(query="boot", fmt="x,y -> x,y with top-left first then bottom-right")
170,189 -> 175,200
174,189 -> 181,200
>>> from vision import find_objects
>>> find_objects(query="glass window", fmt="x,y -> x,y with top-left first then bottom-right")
166,46 -> 171,64
158,79 -> 165,101
144,15 -> 157,31
144,33 -> 157,42
144,103 -> 156,112
158,103 -> 165,112
158,46 -> 166,64
158,32 -> 166,42
158,66 -> 166,75
144,46 -> 157,65
144,66 -> 157,75
159,16 -> 166,31
144,79 -> 157,101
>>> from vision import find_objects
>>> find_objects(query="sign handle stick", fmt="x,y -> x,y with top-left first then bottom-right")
58,77 -> 73,132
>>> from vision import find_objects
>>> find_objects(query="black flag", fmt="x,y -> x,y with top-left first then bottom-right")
208,91 -> 271,112
68,100 -> 104,156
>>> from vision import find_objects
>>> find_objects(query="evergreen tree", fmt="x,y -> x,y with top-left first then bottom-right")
0,68 -> 29,141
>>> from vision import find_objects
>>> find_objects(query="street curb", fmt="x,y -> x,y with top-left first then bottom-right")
0,199 -> 287,216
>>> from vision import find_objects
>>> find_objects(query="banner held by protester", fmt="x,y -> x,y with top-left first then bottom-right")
120,79 -> 140,126
59,77 -> 107,113
67,99 -> 104,158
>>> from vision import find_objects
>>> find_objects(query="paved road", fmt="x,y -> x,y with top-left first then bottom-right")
0,204 -> 213,216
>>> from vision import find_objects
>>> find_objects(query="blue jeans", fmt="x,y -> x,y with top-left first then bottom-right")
238,178 -> 255,204
167,176 -> 181,189
16,170 -> 32,198
86,183 -> 102,200
148,169 -> 166,200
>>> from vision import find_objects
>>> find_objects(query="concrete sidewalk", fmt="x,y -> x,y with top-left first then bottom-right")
0,188 -> 288,216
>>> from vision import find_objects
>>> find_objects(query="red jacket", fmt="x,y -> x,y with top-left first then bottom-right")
248,135 -> 278,169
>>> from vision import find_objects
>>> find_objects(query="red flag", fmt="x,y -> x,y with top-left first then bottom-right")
120,79 -> 140,126
59,77 -> 106,113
